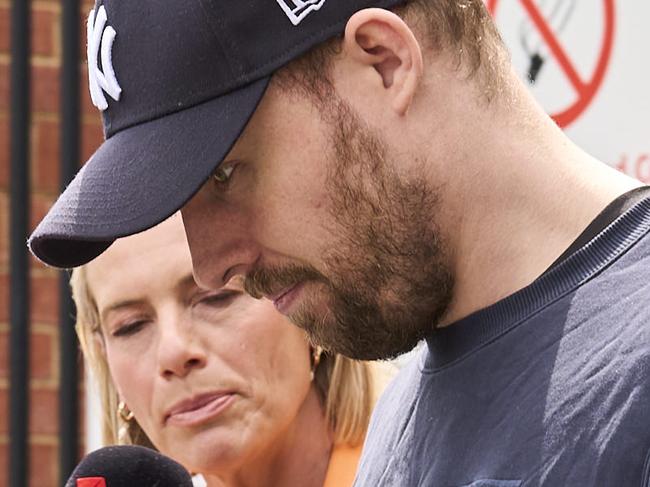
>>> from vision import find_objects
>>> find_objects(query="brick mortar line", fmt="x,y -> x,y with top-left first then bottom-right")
31,57 -> 63,67
30,111 -> 67,118
0,379 -> 66,389
5,321 -> 74,329
0,326 -> 59,336
31,379 -> 61,389
32,2 -> 62,14
0,436 -> 61,446
32,324 -> 60,334
29,435 -> 60,446
31,112 -> 59,122
0,56 -> 62,66
0,57 -> 90,68
0,323 -> 64,336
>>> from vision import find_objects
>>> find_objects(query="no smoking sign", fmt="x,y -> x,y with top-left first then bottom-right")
484,1 -> 650,184
485,0 -> 614,128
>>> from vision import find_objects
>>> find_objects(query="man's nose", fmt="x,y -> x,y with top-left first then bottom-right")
180,192 -> 258,290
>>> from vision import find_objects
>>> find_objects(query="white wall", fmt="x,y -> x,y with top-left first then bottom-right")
486,0 -> 649,181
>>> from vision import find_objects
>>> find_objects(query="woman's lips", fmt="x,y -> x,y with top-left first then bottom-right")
165,392 -> 236,427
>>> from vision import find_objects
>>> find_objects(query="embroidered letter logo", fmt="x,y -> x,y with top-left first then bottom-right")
275,0 -> 326,26
87,6 -> 121,111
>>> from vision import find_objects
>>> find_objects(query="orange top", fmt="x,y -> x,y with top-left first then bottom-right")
323,444 -> 364,487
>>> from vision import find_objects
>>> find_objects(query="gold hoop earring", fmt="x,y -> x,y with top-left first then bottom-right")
310,346 -> 323,381
118,401 -> 134,422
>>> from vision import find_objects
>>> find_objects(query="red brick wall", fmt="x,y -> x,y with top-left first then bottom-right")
0,1 -> 102,485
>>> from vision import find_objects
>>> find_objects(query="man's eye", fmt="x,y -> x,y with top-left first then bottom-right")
212,162 -> 236,184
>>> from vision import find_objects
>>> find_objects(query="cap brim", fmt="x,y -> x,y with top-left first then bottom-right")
29,77 -> 270,268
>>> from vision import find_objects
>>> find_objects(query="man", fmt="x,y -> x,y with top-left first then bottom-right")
30,0 -> 650,485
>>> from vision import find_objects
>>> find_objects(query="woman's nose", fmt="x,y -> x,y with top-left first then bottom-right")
157,317 -> 207,380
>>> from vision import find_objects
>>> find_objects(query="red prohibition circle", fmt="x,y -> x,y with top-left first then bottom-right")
486,0 -> 615,128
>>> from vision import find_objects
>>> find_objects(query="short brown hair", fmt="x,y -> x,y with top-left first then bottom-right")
397,0 -> 505,79
276,0 -> 506,102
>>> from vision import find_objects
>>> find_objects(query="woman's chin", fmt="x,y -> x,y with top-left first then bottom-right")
164,431 -> 250,475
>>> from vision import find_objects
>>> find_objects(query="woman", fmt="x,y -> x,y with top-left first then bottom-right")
71,214 -> 384,486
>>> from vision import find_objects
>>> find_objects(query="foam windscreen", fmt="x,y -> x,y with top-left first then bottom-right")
64,445 -> 193,487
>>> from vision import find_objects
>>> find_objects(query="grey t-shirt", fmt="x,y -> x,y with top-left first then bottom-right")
356,197 -> 650,486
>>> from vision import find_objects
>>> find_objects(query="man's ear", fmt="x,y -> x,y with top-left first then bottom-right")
343,8 -> 423,115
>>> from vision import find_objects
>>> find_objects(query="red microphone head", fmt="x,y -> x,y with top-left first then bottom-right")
76,478 -> 106,487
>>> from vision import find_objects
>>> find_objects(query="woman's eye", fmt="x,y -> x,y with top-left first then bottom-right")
211,162 -> 236,185
112,320 -> 147,338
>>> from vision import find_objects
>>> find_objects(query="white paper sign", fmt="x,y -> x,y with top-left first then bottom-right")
486,0 -> 649,183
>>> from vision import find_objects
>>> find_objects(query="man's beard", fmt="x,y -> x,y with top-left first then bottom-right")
245,96 -> 454,360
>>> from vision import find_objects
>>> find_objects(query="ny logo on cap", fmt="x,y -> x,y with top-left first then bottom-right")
87,5 -> 122,111
275,0 -> 326,25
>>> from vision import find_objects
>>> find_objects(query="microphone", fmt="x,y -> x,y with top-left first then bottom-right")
65,445 -> 193,487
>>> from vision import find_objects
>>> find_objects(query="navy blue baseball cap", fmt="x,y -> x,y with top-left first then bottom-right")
28,0 -> 406,268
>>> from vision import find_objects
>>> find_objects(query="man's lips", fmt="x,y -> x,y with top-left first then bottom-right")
266,284 -> 298,304
267,282 -> 305,314
164,392 -> 235,426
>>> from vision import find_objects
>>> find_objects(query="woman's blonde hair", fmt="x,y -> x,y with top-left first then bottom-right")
71,266 -> 378,449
